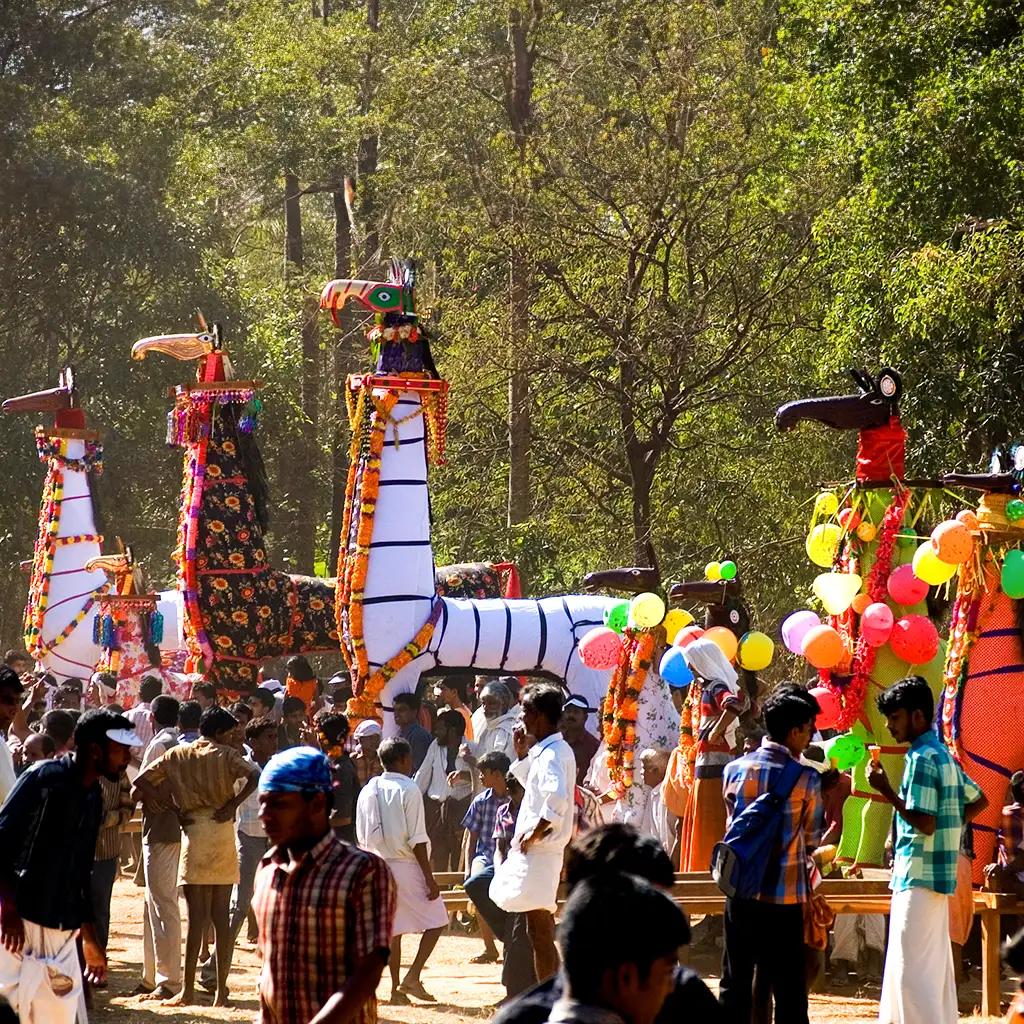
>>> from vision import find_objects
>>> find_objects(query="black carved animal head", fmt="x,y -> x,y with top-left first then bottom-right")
941,440 -> 1024,496
776,368 -> 902,433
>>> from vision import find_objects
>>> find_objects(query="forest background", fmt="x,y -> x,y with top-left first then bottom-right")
1,0 -> 1022,666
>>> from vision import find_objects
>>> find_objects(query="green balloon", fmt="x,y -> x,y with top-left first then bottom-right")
603,601 -> 630,634
719,560 -> 737,581
1002,549 -> 1024,600
821,732 -> 866,772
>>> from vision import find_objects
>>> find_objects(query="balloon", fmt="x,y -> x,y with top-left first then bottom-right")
1008,499 -> 1024,524
956,509 -> 980,531
737,631 -> 774,671
912,542 -> 958,586
578,627 -> 624,670
930,520 -> 974,565
603,600 -> 630,634
838,507 -> 861,531
856,521 -> 877,543
659,647 -> 695,689
887,563 -> 929,606
889,614 -> 939,665
1003,549 -> 1024,600
781,610 -> 821,655
662,607 -> 694,639
860,602 -> 894,647
801,624 -> 845,669
806,523 -> 842,568
812,572 -> 863,615
675,625 -> 706,647
809,686 -> 841,730
814,491 -> 839,517
719,560 -> 738,581
851,592 -> 873,615
704,626 -> 739,663
705,561 -> 722,581
820,733 -> 867,772
629,592 -> 666,629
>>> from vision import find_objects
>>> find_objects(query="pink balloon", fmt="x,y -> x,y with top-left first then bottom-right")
781,610 -> 821,655
860,602 -> 894,647
809,686 -> 841,730
889,614 -> 939,665
578,627 -> 624,670
675,625 -> 706,648
887,563 -> 929,606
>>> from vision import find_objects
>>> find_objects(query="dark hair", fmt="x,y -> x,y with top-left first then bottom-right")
29,733 -> 56,757
763,684 -> 820,743
63,677 -> 83,693
0,992 -> 18,1024
438,708 -> 466,740
564,823 -> 678,895
379,737 -> 411,770
246,717 -> 277,743
74,707 -> 133,751
151,695 -> 180,728
4,650 -> 26,665
200,706 -> 239,739
393,692 -> 421,712
876,675 -> 934,725
282,695 -> 306,717
559,873 -> 689,1003
41,709 -> 75,745
231,701 -> 254,724
1011,771 -> 1024,805
521,683 -> 564,727
440,676 -> 467,702
803,744 -> 825,765
192,682 -> 217,701
478,751 -> 511,775
0,666 -> 24,696
314,710 -> 350,745
139,676 -> 163,703
178,700 -> 202,731
286,655 -> 315,681
252,688 -> 277,710
95,672 -> 117,691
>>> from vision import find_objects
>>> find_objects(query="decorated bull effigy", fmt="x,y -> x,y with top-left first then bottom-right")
939,446 -> 1024,884
776,368 -> 946,869
3,369 -> 179,683
323,259 -> 621,729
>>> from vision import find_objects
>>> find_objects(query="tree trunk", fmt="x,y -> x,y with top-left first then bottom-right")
351,0 -> 380,271
507,248 -> 531,525
617,356 -> 656,565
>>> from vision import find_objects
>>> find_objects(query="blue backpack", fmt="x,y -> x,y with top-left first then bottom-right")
710,757 -> 805,900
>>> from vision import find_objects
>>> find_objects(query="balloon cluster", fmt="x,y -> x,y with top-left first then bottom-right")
579,591 -> 671,670
704,559 -> 738,582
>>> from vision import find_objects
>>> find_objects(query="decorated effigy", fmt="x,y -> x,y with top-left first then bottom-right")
938,445 -> 1024,884
322,260 -> 621,729
3,369 -> 179,684
776,368 -> 946,869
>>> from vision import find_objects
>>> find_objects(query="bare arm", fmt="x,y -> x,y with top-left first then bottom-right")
308,949 -> 390,1024
215,768 -> 259,823
868,763 -> 936,835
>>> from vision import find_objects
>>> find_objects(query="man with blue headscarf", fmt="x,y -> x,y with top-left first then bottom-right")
253,746 -> 395,1024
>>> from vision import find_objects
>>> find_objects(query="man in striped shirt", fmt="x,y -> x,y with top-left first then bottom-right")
719,685 -> 822,1024
254,747 -> 395,1024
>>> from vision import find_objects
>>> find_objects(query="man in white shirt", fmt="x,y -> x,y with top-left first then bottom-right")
469,682 -> 518,761
638,747 -> 678,857
490,683 -> 576,981
414,709 -> 473,870
356,737 -> 447,1004
126,676 -> 163,782
0,668 -> 23,806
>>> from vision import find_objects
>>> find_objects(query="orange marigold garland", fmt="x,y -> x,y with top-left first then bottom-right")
601,629 -> 656,793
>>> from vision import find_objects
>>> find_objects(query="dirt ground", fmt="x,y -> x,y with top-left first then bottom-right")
92,878 -> 1006,1024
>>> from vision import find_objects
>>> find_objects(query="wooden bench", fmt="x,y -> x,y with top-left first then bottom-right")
437,869 -> 1024,1015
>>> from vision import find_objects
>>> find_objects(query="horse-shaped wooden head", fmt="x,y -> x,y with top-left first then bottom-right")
131,313 -> 235,383
2,367 -> 87,430
668,579 -> 750,635
941,441 -> 1024,496
320,258 -> 418,326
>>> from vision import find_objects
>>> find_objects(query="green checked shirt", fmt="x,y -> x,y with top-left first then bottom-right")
891,730 -> 982,896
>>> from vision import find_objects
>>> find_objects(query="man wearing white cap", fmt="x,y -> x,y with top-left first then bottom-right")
352,719 -> 383,789
0,708 -> 140,1023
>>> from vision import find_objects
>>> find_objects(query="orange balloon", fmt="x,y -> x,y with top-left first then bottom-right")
704,626 -> 739,663
930,520 -> 974,564
956,509 -> 980,531
801,624 -> 845,670
851,592 -> 872,615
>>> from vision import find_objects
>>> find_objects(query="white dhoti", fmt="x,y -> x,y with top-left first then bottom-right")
386,859 -> 448,937
879,886 -> 957,1024
833,913 -> 886,961
490,849 -> 562,914
0,920 -> 83,1024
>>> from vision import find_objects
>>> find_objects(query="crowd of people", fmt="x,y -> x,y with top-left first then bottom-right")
0,643 -> 1014,1024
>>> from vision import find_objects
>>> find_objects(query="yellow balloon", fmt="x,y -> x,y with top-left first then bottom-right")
912,542 -> 957,586
806,523 -> 842,568
662,607 -> 694,638
705,561 -> 722,581
812,572 -> 863,615
814,491 -> 840,517
737,631 -> 774,671
628,591 -> 666,629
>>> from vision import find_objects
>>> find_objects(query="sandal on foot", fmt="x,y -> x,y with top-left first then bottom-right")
398,979 -> 436,1002
470,952 -> 499,964
388,991 -> 411,1005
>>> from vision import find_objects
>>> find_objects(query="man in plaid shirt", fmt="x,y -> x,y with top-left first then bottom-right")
253,746 -> 396,1024
869,676 -> 986,1024
985,770 -> 1024,897
719,685 -> 823,1024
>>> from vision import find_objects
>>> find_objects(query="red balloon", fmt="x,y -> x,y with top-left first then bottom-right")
887,563 -> 929,606
675,625 -> 706,648
889,614 -> 939,665
809,686 -> 841,730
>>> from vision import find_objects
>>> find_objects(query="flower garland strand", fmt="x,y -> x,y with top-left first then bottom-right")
601,629 -> 656,793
